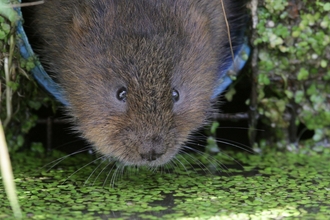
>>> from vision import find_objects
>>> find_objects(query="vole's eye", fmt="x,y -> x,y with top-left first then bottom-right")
116,87 -> 127,102
172,89 -> 179,102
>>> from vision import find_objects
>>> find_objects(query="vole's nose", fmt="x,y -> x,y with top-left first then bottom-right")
139,135 -> 167,161
140,150 -> 164,161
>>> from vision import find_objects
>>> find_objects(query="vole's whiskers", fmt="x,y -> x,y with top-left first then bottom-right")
179,149 -> 211,174
182,145 -> 230,174
89,159 -> 114,186
84,156 -> 108,186
62,155 -> 104,184
164,160 -> 175,174
50,138 -> 85,151
172,155 -> 190,174
215,138 -> 254,154
216,126 -> 263,132
105,162 -> 122,188
42,147 -> 90,172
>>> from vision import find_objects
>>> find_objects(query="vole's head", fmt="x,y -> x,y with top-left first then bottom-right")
37,0 -> 229,166
65,33 -> 218,166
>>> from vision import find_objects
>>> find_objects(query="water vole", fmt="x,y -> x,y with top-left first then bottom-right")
31,0 -> 247,166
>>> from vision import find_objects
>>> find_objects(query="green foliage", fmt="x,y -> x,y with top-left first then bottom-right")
253,0 -> 330,147
205,121 -> 220,154
0,8 -> 54,152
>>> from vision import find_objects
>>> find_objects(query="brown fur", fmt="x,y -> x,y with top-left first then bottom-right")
32,0 -> 244,166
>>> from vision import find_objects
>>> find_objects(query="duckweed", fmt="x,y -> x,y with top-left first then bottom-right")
0,149 -> 329,219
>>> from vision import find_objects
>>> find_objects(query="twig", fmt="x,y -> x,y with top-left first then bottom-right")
220,0 -> 235,61
250,0 -> 258,29
1,1 -> 44,8
248,0 -> 259,146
